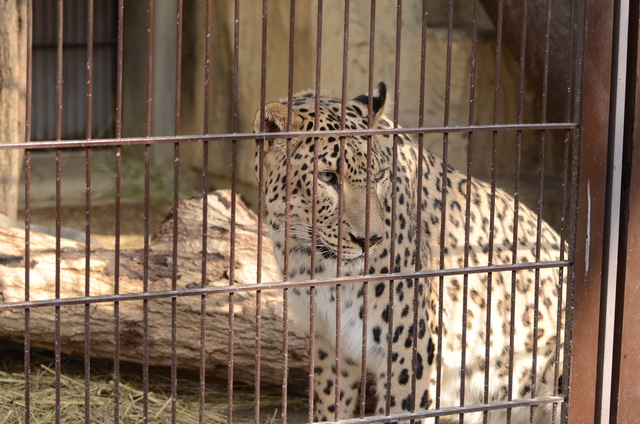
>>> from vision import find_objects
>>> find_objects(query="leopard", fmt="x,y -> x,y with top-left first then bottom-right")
253,82 -> 565,423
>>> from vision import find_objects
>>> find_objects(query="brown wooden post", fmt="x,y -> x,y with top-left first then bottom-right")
0,1 -> 27,219
565,0 -> 616,422
612,1 -> 640,419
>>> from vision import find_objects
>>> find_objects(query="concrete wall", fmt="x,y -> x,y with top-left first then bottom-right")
123,0 -> 567,229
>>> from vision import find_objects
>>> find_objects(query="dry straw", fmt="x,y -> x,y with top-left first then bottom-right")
0,363 -> 304,423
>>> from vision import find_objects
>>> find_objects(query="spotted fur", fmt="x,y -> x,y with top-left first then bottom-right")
253,82 -> 565,423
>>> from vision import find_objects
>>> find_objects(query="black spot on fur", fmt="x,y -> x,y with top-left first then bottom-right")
323,379 -> 334,395
393,325 -> 404,343
398,368 -> 409,385
427,338 -> 435,365
373,326 -> 382,343
419,390 -> 430,408
401,394 -> 412,411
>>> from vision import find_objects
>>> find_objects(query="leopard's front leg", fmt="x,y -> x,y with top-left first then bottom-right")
370,296 -> 435,424
312,334 -> 361,422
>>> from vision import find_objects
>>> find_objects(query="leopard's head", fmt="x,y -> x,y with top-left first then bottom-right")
253,83 -> 392,263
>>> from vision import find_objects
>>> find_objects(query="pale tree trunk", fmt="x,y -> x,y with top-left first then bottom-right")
0,0 -> 26,219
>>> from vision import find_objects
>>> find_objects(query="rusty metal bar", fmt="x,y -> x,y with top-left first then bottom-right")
254,1 -> 268,423
0,123 -> 578,150
54,147 -> 62,424
507,0 -> 529,420
384,45 -> 396,422
113,0 -> 125,421
529,0 -> 553,421
309,0 -> 323,422
321,396 -> 565,424
23,1 -> 34,422
553,0 -> 578,419
54,1 -> 64,421
360,0 -> 377,416
227,1 -> 241,422
334,0 -> 350,419
170,1 -> 184,422
435,0 -> 455,419
484,0 -> 504,421
282,2 -> 297,422
84,1 -> 95,421
410,0 -> 428,418
336,0 -> 349,275
141,1 -> 155,420
554,138 -> 571,423
459,0 -> 480,420
1,261 -> 571,312
199,1 -> 213,422
55,0 -> 63,142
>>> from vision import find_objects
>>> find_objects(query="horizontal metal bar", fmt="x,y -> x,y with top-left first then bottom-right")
33,41 -> 117,49
0,122 -> 578,150
1,260 -> 570,311
318,395 -> 567,424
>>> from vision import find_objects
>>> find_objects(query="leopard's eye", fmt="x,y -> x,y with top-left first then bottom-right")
318,171 -> 338,185
375,169 -> 386,182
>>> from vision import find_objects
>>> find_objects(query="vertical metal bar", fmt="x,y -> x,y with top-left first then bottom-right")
255,1 -> 269,423
507,1 -> 528,421
530,0 -> 553,421
309,1 -> 322,421
335,1 -> 350,419
435,1 -> 455,421
55,0 -> 63,143
554,140 -> 571,422
171,2 -> 183,422
23,2 -> 33,422
484,0 -> 504,422
282,2 -> 296,422
200,1 -> 213,422
460,1 -> 479,421
227,1 -> 240,423
361,0 -> 377,416
553,0 -> 577,418
411,0 -> 428,418
384,0 -> 397,411
142,1 -> 155,421
54,1 -> 64,421
84,1 -> 95,421
391,0 -> 410,417
113,1 -> 125,422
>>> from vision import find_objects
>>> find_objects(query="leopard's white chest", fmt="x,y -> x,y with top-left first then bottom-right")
277,249 -> 386,370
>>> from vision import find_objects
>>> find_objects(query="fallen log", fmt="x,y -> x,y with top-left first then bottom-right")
0,190 -> 310,391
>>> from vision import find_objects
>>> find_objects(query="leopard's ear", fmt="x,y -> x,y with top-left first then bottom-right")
252,102 -> 304,134
349,82 -> 387,126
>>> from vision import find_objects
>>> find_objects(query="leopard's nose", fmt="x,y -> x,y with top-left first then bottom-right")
349,233 -> 383,249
